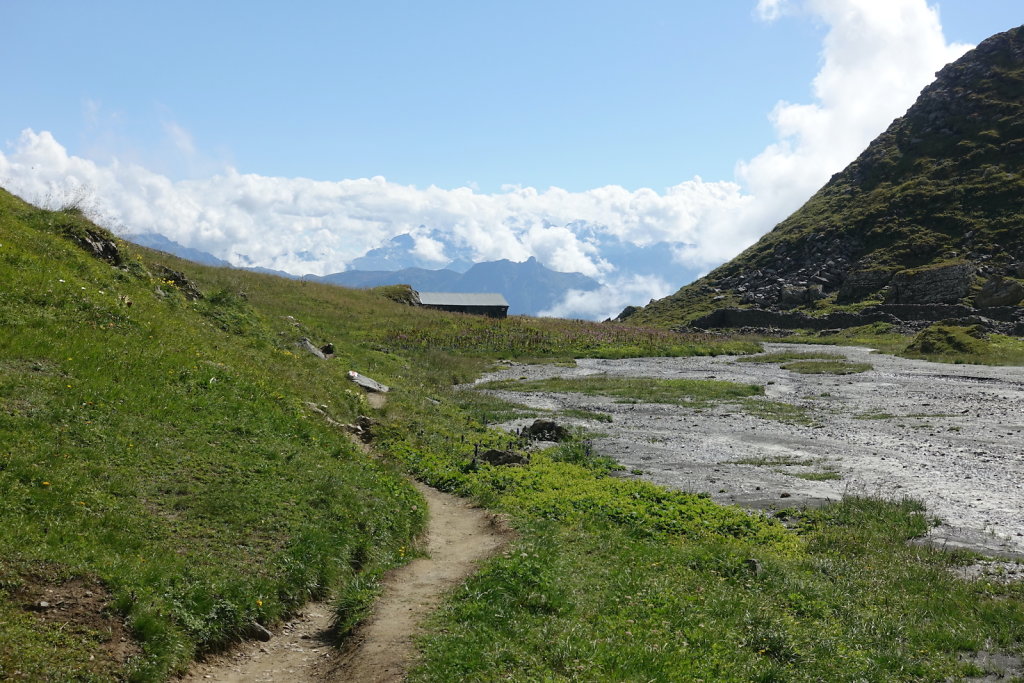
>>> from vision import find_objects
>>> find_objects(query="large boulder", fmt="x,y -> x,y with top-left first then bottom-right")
298,337 -> 327,359
521,419 -> 571,442
777,284 -> 825,308
974,276 -> 1024,308
885,262 -> 975,305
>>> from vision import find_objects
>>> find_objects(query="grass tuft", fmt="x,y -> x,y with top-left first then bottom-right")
780,359 -> 873,374
738,351 -> 844,363
479,375 -> 763,407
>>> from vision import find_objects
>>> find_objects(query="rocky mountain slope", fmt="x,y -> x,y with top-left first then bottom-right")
628,25 -> 1024,333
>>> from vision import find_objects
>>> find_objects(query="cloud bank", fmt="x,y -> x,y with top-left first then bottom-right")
0,0 -> 971,319
0,129 -> 746,279
539,274 -> 675,320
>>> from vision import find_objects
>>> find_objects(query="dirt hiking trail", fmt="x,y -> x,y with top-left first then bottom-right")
181,482 -> 508,682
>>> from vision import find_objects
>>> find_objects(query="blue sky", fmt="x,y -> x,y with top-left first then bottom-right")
6,1 -> 1018,191
2,1 -> 1022,318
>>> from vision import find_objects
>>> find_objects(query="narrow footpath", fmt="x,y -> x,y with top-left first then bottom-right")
181,482 -> 508,682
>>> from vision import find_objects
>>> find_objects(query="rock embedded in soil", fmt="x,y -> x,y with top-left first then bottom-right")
521,418 -> 571,442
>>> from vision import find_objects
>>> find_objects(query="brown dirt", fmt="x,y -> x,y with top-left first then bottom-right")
12,570 -> 140,671
181,482 -> 508,682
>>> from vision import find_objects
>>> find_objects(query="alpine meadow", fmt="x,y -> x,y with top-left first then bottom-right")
3,13 -> 1024,683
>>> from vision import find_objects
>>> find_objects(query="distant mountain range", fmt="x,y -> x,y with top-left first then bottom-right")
348,231 -> 702,290
130,233 -> 233,268
310,257 -> 600,315
348,232 -> 474,273
128,234 -> 600,316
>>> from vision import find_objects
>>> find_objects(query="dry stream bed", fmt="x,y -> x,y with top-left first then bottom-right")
478,343 -> 1024,558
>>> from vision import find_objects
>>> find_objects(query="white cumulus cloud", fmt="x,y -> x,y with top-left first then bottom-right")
736,0 -> 972,238
539,274 -> 675,320
0,129 -> 747,277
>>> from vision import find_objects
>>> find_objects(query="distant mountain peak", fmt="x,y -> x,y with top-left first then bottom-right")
128,233 -> 231,267
313,258 -> 600,316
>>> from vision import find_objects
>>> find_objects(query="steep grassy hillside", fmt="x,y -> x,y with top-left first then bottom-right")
631,25 -> 1024,328
0,187 -> 755,679
0,190 -> 430,679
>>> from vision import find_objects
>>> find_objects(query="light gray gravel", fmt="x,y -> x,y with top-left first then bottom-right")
474,344 -> 1024,558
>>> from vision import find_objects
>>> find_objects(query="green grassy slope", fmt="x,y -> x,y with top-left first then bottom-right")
631,25 -> 1024,327
4,187 -> 1023,682
0,189 -> 430,679
0,187 -> 758,680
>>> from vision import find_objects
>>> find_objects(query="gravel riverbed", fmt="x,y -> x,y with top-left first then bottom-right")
475,344 -> 1024,558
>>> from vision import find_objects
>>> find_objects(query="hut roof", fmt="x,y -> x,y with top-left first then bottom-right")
417,292 -> 509,307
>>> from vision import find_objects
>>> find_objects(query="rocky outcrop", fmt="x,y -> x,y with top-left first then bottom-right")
885,262 -> 975,305
153,265 -> 204,300
687,304 -> 1024,335
975,276 -> 1024,307
778,284 -> 826,308
69,228 -> 124,266
837,268 -> 896,303
716,234 -> 860,309
614,305 -> 641,321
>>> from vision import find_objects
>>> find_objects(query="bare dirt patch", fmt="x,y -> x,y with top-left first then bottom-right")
180,483 -> 508,682
477,343 -> 1024,558
12,570 -> 140,670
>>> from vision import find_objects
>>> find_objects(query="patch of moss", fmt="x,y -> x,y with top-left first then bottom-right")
903,324 -> 986,356
371,284 -> 420,305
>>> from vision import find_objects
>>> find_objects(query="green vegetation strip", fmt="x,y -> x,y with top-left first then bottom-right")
733,349 -> 872,376
479,375 -> 763,406
902,324 -> 1024,366
738,351 -> 844,363
774,322 -> 1024,367
481,376 -> 818,426
380,317 -> 759,360
739,399 -> 818,426
412,498 -> 1024,682
558,408 -> 613,423
781,360 -> 873,375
